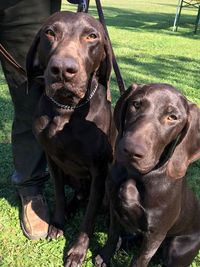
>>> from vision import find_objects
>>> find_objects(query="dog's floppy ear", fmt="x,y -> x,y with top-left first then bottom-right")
26,30 -> 44,88
114,84 -> 140,137
97,33 -> 112,101
167,103 -> 200,179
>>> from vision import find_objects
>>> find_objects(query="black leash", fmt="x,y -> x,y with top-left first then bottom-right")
95,0 -> 126,95
0,43 -> 26,76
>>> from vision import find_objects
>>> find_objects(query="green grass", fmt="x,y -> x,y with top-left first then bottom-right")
0,0 -> 200,266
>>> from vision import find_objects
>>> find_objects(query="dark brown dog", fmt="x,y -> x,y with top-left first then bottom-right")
95,84 -> 200,267
26,11 -> 115,267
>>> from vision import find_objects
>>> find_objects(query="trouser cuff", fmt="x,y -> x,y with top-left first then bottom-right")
12,171 -> 49,197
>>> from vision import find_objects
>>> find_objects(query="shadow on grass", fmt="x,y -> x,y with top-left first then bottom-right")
110,53 -> 200,108
116,54 -> 200,91
88,5 -> 200,38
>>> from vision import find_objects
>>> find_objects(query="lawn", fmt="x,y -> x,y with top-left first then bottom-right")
0,0 -> 200,266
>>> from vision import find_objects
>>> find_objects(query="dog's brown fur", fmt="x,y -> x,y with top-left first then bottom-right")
95,84 -> 200,267
26,11 -> 115,267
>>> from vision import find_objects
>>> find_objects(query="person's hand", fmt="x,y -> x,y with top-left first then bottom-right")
67,0 -> 89,12
67,0 -> 79,4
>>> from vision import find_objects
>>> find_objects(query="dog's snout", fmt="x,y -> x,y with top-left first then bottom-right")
50,57 -> 78,80
63,58 -> 79,78
123,144 -> 146,160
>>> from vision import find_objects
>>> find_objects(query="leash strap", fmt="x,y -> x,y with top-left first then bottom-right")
0,43 -> 26,76
95,0 -> 126,95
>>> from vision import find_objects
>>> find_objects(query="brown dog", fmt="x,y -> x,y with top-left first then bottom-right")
26,11 -> 115,267
95,84 -> 200,267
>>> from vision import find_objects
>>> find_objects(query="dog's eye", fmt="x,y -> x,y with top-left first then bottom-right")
86,33 -> 97,41
45,29 -> 55,39
167,114 -> 178,121
132,101 -> 141,110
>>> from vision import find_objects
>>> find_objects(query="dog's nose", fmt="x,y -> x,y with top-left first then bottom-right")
50,57 -> 78,81
123,144 -> 146,160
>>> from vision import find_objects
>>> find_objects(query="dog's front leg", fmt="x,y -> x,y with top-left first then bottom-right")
46,156 -> 66,240
64,165 -> 107,267
130,231 -> 166,267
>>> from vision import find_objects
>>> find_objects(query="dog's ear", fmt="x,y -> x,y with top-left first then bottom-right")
26,30 -> 44,88
114,84 -> 140,137
167,103 -> 200,179
97,34 -> 112,101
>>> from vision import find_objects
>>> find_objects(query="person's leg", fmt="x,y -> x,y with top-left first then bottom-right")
0,0 -> 61,239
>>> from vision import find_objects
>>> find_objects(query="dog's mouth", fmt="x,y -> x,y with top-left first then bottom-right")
126,160 -> 158,175
46,82 -> 86,106
116,146 -> 159,175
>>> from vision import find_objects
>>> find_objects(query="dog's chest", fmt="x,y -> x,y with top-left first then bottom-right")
111,168 -> 183,234
36,114 -> 111,176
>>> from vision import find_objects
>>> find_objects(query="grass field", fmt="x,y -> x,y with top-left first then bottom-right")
0,0 -> 200,266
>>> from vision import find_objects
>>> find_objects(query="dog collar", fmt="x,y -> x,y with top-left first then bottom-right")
47,83 -> 98,110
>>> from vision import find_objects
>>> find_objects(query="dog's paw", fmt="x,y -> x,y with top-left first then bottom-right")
47,224 -> 64,240
94,254 -> 109,267
64,248 -> 86,267
64,252 -> 84,267
64,233 -> 89,267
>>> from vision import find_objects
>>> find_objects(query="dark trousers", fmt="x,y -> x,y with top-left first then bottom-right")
0,0 -> 61,196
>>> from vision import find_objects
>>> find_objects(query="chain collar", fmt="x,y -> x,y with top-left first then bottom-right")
47,83 -> 98,110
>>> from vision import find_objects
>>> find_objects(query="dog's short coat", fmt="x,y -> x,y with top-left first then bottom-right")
26,11 -> 116,267
95,84 -> 200,267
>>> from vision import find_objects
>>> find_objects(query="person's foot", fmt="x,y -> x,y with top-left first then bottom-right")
20,194 -> 49,240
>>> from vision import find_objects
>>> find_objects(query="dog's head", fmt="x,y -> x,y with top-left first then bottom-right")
114,83 -> 200,179
26,11 -> 112,106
